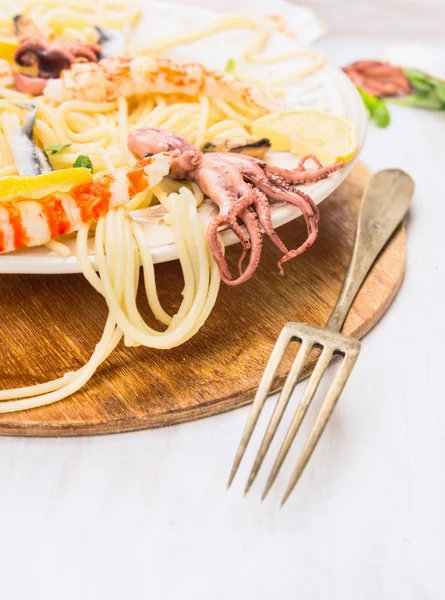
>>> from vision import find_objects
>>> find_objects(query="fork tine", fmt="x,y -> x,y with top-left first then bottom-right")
261,345 -> 334,500
227,326 -> 295,488
244,338 -> 312,495
281,348 -> 360,506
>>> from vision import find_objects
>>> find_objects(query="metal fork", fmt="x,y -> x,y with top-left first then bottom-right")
228,169 -> 414,505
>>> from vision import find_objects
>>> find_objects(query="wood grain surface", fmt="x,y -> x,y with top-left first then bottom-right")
0,162 -> 406,436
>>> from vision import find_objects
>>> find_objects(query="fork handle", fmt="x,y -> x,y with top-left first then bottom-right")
326,169 -> 413,333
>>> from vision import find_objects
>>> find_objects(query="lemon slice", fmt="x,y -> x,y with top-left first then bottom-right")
0,168 -> 94,201
252,109 -> 358,165
0,37 -> 18,63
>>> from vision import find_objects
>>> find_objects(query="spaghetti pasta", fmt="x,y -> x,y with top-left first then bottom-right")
0,0 -> 329,413
0,95 -> 260,177
0,186 -> 221,413
0,0 -> 142,41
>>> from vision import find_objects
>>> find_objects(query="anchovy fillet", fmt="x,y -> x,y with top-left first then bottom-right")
10,104 -> 53,177
94,25 -> 125,58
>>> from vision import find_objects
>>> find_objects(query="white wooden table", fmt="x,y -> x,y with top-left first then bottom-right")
1,4 -> 444,599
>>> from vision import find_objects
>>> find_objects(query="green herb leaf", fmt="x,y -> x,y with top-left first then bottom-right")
389,86 -> 445,110
401,67 -> 445,109
372,102 -> 391,127
225,58 -> 236,74
434,80 -> 445,104
407,76 -> 433,94
357,86 -> 391,128
44,143 -> 72,155
404,68 -> 435,92
357,86 -> 379,111
73,154 -> 93,173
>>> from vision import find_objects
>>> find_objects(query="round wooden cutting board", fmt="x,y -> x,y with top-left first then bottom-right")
0,163 -> 406,436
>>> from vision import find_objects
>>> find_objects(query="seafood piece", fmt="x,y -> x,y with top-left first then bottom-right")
14,74 -> 48,96
13,14 -> 101,94
14,36 -> 101,81
12,15 -> 40,39
43,56 -> 278,114
10,104 -> 53,177
12,14 -> 42,39
0,153 -> 172,254
94,26 -> 125,58
128,127 -> 344,285
128,127 -> 196,157
262,154 -> 346,185
203,135 -> 271,159
343,60 -> 411,97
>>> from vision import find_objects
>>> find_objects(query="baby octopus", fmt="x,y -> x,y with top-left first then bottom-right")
128,128 -> 344,285
13,15 -> 101,95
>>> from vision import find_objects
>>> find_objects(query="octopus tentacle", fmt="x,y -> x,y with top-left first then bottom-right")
207,208 -> 260,286
14,73 -> 48,95
207,192 -> 262,285
192,162 -> 265,282
225,206 -> 262,286
218,181 -> 262,281
228,219 -> 251,275
67,42 -> 102,63
207,214 -> 233,282
262,159 -> 344,185
251,188 -> 288,255
297,153 -> 323,170
276,188 -> 319,273
14,38 -> 47,67
127,127 -> 344,284
249,173 -> 319,274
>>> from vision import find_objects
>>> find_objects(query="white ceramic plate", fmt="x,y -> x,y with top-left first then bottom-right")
0,1 -> 367,274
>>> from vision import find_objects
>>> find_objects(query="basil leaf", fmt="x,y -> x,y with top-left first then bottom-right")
404,68 -> 435,91
408,76 -> 434,94
434,80 -> 445,104
373,102 -> 391,128
357,86 -> 379,112
225,58 -> 236,74
357,86 -> 391,128
44,143 -> 72,155
403,68 -> 445,109
73,154 -> 93,173
390,89 -> 444,110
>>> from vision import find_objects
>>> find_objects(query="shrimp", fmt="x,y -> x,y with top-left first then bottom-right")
43,56 -> 278,114
0,152 -> 172,254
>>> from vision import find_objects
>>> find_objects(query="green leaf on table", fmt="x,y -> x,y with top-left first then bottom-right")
357,86 -> 391,128
44,143 -> 72,155
404,68 -> 435,93
225,58 -> 236,74
73,154 -> 93,173
372,102 -> 391,127
391,90 -> 444,110
399,68 -> 445,110
434,80 -> 445,104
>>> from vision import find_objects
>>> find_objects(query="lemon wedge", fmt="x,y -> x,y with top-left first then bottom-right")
0,168 -> 94,201
0,37 -> 18,63
252,109 -> 358,165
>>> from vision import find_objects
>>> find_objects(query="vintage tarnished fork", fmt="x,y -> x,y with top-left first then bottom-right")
228,169 -> 414,505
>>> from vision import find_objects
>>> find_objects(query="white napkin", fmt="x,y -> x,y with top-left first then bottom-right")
384,43 -> 445,79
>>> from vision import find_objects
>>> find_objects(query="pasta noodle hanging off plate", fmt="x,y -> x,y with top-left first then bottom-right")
0,186 -> 221,413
